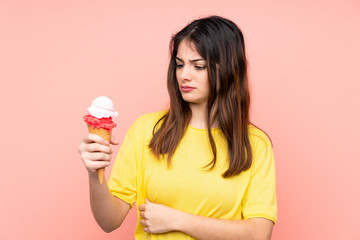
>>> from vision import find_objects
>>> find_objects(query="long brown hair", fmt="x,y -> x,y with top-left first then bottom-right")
149,16 -> 252,177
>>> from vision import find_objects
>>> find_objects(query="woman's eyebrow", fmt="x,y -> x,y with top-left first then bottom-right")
176,56 -> 205,62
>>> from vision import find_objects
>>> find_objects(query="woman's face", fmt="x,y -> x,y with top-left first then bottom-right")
176,39 -> 209,108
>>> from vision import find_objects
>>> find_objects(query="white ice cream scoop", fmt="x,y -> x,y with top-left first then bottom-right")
87,96 -> 118,119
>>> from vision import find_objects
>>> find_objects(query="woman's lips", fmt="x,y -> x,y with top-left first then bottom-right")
180,86 -> 195,92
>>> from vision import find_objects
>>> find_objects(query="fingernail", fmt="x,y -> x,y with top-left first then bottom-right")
104,140 -> 109,145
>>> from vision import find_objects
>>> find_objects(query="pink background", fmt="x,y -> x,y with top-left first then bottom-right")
1,0 -> 359,239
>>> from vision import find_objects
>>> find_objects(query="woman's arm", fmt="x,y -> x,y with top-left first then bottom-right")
177,212 -> 273,240
88,171 -> 131,232
139,199 -> 273,240
79,134 -> 131,232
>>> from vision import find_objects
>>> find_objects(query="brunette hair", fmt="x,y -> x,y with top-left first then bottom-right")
149,15 -> 252,177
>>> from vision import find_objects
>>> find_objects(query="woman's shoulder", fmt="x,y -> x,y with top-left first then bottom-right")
134,110 -> 167,127
248,124 -> 273,150
128,110 -> 168,136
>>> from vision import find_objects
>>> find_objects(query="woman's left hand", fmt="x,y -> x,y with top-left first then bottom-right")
138,199 -> 181,234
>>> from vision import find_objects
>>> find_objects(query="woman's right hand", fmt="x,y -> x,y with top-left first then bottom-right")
78,134 -> 119,173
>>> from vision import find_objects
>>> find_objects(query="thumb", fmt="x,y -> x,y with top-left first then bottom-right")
110,135 -> 120,145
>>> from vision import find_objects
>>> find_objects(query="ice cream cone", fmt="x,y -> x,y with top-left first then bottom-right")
87,125 -> 111,184
84,96 -> 117,184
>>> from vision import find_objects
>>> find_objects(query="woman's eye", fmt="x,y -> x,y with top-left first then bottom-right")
195,66 -> 206,70
176,64 -> 184,68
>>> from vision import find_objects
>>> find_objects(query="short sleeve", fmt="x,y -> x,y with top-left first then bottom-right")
241,143 -> 277,223
107,130 -> 138,208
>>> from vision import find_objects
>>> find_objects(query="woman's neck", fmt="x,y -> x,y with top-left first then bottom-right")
189,102 -> 218,129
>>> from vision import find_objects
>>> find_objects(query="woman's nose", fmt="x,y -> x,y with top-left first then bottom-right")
179,65 -> 192,82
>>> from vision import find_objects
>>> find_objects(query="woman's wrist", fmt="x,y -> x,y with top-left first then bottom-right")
173,209 -> 188,232
88,170 -> 98,178
88,170 -> 105,186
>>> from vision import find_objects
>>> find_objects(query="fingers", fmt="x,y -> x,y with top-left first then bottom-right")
83,159 -> 110,172
138,202 -> 152,233
80,150 -> 111,172
140,218 -> 148,227
79,134 -> 113,152
83,133 -> 109,145
83,151 -> 112,161
139,206 -> 149,230
78,141 -> 112,157
139,210 -> 146,219
138,204 -> 145,211
140,218 -> 151,233
139,203 -> 147,219
86,143 -> 112,154
80,148 -> 112,161
78,133 -> 116,172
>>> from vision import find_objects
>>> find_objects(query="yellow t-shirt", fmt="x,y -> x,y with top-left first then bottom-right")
108,111 -> 277,239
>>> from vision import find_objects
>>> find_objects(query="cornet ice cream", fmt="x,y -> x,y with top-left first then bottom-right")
83,96 -> 118,184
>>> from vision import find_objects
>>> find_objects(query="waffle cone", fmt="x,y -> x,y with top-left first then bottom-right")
87,125 -> 111,184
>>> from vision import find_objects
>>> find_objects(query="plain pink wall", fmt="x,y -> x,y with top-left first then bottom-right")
1,0 -> 359,239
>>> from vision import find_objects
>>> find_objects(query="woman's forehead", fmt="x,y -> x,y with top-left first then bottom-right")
176,39 -> 203,60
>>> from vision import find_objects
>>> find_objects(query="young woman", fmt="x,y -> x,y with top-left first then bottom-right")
78,15 -> 277,240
